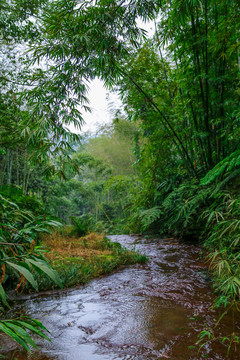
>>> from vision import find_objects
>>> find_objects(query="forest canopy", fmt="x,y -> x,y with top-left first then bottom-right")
0,0 -> 239,356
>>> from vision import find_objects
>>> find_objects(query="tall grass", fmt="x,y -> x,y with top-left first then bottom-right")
30,232 -> 148,291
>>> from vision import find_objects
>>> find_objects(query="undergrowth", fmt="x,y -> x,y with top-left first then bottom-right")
0,192 -> 62,353
30,232 -> 148,291
129,150 -> 240,355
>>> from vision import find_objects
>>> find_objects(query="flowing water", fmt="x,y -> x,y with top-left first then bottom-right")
2,235 -> 239,359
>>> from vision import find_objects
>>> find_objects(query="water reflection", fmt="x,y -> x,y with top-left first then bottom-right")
2,235 -> 239,359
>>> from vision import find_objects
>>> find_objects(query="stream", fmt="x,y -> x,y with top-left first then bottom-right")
3,235 -> 239,359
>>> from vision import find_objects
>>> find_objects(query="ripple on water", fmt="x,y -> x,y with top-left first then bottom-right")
2,235 -> 239,360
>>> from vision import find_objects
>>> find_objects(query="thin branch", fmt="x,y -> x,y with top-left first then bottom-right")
118,66 -> 199,180
0,76 -> 35,88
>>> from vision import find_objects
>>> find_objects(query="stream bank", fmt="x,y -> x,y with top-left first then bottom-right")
2,235 -> 239,360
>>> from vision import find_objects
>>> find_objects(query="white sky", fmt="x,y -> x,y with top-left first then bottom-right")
77,19 -> 155,135
78,79 -> 122,134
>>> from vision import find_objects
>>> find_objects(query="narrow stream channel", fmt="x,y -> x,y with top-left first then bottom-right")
3,235 -> 239,359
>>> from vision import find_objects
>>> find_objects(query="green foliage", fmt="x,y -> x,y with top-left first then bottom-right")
33,236 -> 148,291
203,194 -> 240,303
132,207 -> 162,232
128,165 -> 240,354
0,0 -> 239,356
86,118 -> 138,176
69,215 -> 91,237
0,318 -> 50,352
201,149 -> 240,189
0,192 -> 62,352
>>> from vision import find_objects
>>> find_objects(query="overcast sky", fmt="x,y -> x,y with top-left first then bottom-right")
77,19 -> 155,135
77,79 -> 122,134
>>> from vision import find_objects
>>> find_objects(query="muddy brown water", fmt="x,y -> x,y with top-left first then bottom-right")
2,235 -> 240,360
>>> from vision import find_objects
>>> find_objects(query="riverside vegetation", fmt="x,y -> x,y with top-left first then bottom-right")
0,0 -> 239,357
39,231 -> 147,291
0,191 -> 147,352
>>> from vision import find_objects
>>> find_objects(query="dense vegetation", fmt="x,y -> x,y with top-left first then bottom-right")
0,0 -> 239,356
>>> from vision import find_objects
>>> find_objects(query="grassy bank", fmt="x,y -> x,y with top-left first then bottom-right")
33,232 -> 148,291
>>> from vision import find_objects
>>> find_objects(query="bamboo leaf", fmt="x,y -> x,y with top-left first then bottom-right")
4,322 -> 38,349
0,283 -> 10,308
5,262 -> 38,290
0,323 -> 31,352
28,258 -> 62,288
17,320 -> 51,341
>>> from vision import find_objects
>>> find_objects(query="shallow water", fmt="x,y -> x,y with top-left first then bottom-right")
2,235 -> 239,359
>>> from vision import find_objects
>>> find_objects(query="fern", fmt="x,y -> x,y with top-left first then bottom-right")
137,207 -> 162,231
201,149 -> 240,186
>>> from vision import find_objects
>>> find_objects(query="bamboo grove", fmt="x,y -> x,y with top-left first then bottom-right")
0,0 -> 239,356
